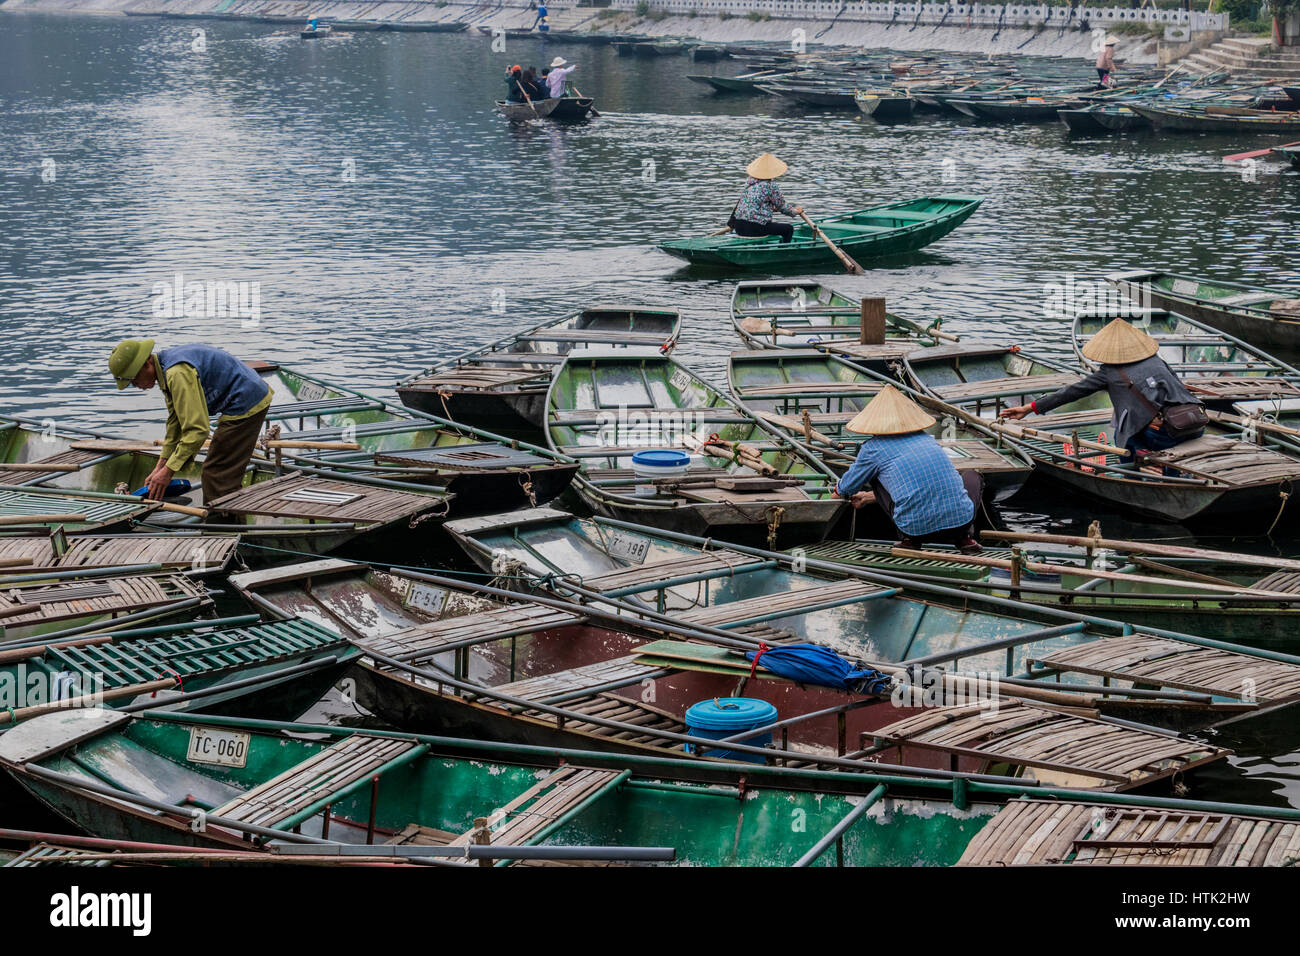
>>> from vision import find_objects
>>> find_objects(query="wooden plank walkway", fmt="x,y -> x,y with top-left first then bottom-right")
362,604 -> 586,663
212,735 -> 423,829
448,766 -> 624,847
207,474 -> 443,524
871,701 -> 1227,791
958,800 -> 1300,866
1031,634 -> 1300,705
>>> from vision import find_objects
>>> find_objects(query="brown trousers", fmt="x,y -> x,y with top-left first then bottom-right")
201,408 -> 268,517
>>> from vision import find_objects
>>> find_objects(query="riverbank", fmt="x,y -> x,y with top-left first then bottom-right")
0,0 -> 1173,61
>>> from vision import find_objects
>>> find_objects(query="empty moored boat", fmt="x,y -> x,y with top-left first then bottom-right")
545,349 -> 844,546
395,306 -> 681,434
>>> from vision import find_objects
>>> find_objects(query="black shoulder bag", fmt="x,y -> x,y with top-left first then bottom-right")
1116,368 -> 1208,440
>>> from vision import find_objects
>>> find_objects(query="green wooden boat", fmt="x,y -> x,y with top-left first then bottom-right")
445,507 -> 1300,729
0,616 -> 353,725
903,344 -> 1300,529
797,534 -> 1300,654
1108,269 -> 1300,358
658,196 -> 982,271
6,708 -> 1289,866
253,361 -> 579,514
0,416 -> 456,558
726,349 -> 1033,495
545,348 -> 844,546
232,557 -> 1229,790
729,279 -> 954,363
1274,144 -> 1300,169
1130,103 -> 1300,134
395,305 -> 681,435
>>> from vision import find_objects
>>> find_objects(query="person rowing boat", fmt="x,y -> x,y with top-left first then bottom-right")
729,153 -> 804,244
1002,318 -> 1208,470
832,385 -> 983,554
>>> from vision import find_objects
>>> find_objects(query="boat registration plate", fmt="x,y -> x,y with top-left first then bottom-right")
405,582 -> 446,614
187,727 -> 250,768
606,530 -> 650,564
669,368 -> 692,391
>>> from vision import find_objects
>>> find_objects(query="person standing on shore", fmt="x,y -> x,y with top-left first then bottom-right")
1096,38 -> 1117,86
729,153 -> 803,244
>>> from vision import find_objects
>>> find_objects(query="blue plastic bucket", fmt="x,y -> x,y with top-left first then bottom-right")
631,449 -> 691,497
684,697 -> 778,763
131,478 -> 193,499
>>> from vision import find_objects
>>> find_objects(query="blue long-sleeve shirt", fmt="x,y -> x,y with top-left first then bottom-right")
836,432 -> 973,536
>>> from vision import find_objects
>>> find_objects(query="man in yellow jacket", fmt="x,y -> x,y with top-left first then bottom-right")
108,340 -> 272,514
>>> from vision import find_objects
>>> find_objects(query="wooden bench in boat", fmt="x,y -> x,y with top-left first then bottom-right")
374,444 -> 556,472
206,474 -> 443,524
1218,292 -> 1281,307
870,701 -> 1225,791
1029,633 -> 1300,706
560,441 -> 785,458
823,343 -> 926,362
1145,435 -> 1300,486
211,735 -> 429,830
672,483 -> 813,505
0,448 -> 114,485
362,604 -> 587,664
0,534 -> 239,572
447,766 -> 628,848
957,800 -> 1300,866
1028,409 -> 1112,431
513,692 -> 689,746
491,656 -> 668,704
677,579 -> 889,630
551,410 -> 751,427
0,573 -> 208,627
517,331 -> 672,346
941,440 -> 1028,473
933,373 -> 1079,403
1252,570 -> 1300,594
384,823 -> 618,866
579,549 -> 770,595
1184,377 -> 1300,400
406,364 -> 553,391
733,382 -> 878,398
0,488 -> 159,531
266,396 -> 382,420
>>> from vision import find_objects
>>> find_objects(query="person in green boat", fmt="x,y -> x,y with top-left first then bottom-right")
729,153 -> 804,244
1003,318 -> 1206,471
108,340 -> 273,513
833,385 -> 983,554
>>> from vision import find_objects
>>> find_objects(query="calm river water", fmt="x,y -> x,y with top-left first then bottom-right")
1,13 -> 1299,811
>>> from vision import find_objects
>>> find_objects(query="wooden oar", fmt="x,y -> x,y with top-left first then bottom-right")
516,80 -> 540,117
980,529 -> 1300,572
1224,139 -> 1300,163
571,84 -> 600,118
797,211 -> 864,275
991,420 -> 1125,457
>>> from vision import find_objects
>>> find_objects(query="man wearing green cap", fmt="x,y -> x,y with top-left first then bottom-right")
108,340 -> 273,512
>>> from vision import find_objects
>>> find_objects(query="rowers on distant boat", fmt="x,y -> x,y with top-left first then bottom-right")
833,385 -> 983,554
108,340 -> 273,514
546,56 -> 577,98
730,153 -> 804,244
522,66 -> 546,100
1003,318 -> 1207,468
505,65 -> 528,102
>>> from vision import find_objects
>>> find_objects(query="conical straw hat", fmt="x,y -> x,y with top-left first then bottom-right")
746,153 -> 788,180
1080,318 -> 1159,364
845,385 -> 936,435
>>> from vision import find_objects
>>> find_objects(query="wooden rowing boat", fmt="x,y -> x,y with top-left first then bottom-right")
395,305 -> 681,434
0,416 -> 457,556
686,70 -> 794,94
494,98 -> 560,121
658,196 -> 983,271
8,707 -> 1282,866
0,616 -> 353,725
726,350 -> 1033,496
854,90 -> 915,122
798,535 -> 1300,654
233,557 -> 1226,791
1130,103 -> 1300,134
905,343 -> 1300,528
729,279 -> 954,362
445,507 -> 1300,730
545,349 -> 844,546
952,97 -> 1086,122
252,361 -> 578,513
1108,269 -> 1300,358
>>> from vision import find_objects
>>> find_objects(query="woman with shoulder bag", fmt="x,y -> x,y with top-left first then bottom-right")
1002,318 -> 1209,470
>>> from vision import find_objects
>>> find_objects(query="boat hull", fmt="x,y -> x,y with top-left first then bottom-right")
1111,274 -> 1300,356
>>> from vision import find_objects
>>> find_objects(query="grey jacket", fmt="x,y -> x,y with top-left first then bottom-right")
1032,355 -> 1200,450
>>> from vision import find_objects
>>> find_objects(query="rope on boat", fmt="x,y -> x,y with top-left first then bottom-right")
1267,481 -> 1293,537
517,470 -> 537,508
766,506 -> 785,550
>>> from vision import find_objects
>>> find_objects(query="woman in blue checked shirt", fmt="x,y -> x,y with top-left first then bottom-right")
833,385 -> 984,555
730,153 -> 803,243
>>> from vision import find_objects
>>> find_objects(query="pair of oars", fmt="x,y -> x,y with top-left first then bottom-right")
706,208 -> 865,275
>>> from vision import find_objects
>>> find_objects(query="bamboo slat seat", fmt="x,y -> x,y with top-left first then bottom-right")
448,766 -> 626,847
206,474 -> 441,524
579,549 -> 760,594
677,580 -> 886,629
362,605 -> 585,663
0,449 -> 110,485
491,656 -> 664,702
934,373 -> 1079,402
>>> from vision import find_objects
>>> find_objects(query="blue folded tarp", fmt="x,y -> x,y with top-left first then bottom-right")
744,643 -> 892,695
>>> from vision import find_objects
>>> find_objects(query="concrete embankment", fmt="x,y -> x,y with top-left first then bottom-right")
1,0 -> 1169,62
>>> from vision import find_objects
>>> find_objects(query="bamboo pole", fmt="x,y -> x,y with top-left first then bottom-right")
0,558 -> 34,569
1206,408 -> 1300,440
889,547 -> 1300,601
0,635 -> 116,665
753,411 -> 841,448
0,677 -> 177,724
991,420 -> 1125,456
0,463 -> 82,472
979,530 -> 1300,573
0,515 -> 85,526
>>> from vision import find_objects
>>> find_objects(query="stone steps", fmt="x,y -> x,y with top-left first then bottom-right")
1180,38 -> 1300,80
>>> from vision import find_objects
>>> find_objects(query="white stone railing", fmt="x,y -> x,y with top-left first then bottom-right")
601,1 -> 1228,30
